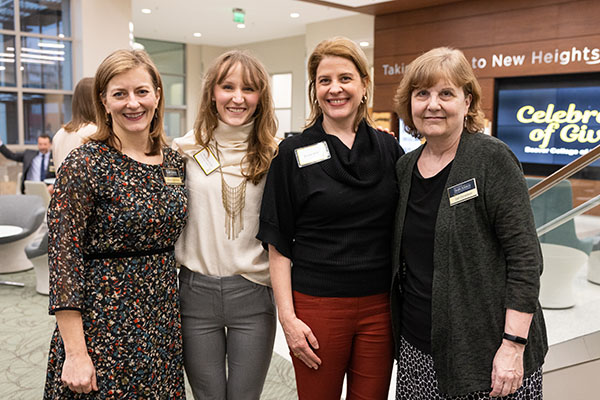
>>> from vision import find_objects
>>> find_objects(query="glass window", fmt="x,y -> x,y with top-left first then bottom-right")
275,109 -> 291,139
0,34 -> 16,87
0,1 -> 15,30
20,36 -> 71,90
163,75 -> 185,106
136,38 -> 184,75
164,110 -> 184,138
19,0 -> 71,36
0,92 -> 18,144
23,92 -> 71,143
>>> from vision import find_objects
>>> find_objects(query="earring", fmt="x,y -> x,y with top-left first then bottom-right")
464,115 -> 467,128
361,95 -> 367,104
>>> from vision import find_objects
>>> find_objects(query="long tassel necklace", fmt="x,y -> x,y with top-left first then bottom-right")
215,141 -> 247,240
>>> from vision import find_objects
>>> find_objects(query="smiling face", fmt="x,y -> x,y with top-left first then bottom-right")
102,66 -> 160,139
411,79 -> 471,141
212,62 -> 260,127
315,55 -> 366,130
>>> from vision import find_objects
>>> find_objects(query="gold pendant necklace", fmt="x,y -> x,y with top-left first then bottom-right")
215,142 -> 247,240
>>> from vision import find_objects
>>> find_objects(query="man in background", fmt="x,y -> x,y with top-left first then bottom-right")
0,134 -> 55,194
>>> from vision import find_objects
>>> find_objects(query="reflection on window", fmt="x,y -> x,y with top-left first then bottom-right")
0,34 -> 16,87
163,75 -> 185,106
164,110 -> 184,138
23,92 -> 71,144
21,36 -> 71,90
272,73 -> 292,138
0,92 -> 18,144
0,1 -> 15,30
19,0 -> 71,36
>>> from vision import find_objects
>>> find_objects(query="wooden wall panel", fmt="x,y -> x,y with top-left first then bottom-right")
372,0 -> 600,114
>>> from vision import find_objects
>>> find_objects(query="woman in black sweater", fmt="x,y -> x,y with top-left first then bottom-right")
258,36 -> 403,399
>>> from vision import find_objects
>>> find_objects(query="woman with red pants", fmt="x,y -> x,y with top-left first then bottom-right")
258,36 -> 404,399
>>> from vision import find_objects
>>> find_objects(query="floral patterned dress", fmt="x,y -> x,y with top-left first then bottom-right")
44,141 -> 188,399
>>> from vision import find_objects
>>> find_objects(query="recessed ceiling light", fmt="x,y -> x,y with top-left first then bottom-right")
237,23 -> 246,29
359,41 -> 369,47
58,33 -> 64,38
290,12 -> 300,18
141,8 -> 152,14
193,32 -> 202,38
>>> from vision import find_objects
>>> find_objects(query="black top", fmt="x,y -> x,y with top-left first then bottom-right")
400,161 -> 452,354
258,117 -> 403,297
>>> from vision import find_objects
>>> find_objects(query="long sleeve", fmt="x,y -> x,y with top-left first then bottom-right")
48,148 -> 96,314
0,144 -> 25,162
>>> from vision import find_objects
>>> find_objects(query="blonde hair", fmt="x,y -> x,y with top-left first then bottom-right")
64,77 -> 95,133
394,47 -> 485,138
194,50 -> 278,184
306,36 -> 373,131
89,49 -> 166,155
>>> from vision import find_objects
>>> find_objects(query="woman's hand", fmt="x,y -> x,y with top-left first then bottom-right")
490,340 -> 525,397
61,352 -> 98,393
281,314 -> 321,370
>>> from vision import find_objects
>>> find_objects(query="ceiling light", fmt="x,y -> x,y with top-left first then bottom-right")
141,8 -> 151,14
193,32 -> 202,38
0,66 -> 5,71
359,41 -> 369,47
237,23 -> 246,29
290,12 -> 300,18
38,42 -> 65,49
58,33 -> 64,38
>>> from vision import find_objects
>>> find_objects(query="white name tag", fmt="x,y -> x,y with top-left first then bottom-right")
193,147 -> 220,175
294,141 -> 331,168
447,178 -> 478,206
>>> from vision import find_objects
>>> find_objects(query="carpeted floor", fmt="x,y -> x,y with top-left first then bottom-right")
0,268 -> 297,399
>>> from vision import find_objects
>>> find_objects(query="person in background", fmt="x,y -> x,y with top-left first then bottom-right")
44,49 -> 188,398
258,36 -> 404,400
0,133 -> 55,194
172,50 -> 278,400
52,77 -> 97,171
391,46 -> 547,400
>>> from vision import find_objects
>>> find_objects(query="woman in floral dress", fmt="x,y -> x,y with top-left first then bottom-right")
44,49 -> 188,399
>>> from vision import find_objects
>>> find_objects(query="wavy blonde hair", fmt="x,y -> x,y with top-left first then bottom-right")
394,47 -> 485,138
194,50 -> 278,184
89,49 -> 166,155
306,36 -> 373,131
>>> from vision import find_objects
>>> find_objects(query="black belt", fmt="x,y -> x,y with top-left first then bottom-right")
82,245 -> 174,261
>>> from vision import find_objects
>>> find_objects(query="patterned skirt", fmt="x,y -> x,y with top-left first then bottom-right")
396,336 -> 542,400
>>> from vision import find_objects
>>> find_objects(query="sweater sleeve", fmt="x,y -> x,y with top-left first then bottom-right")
257,143 -> 298,259
486,145 -> 542,313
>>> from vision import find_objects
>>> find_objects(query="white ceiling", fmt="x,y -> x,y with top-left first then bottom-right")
131,0 -> 360,47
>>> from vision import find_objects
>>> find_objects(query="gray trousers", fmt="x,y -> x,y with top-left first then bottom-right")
179,267 -> 276,400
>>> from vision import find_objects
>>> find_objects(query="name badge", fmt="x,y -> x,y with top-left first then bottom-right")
162,168 -> 184,185
193,147 -> 220,175
447,178 -> 478,206
294,141 -> 331,168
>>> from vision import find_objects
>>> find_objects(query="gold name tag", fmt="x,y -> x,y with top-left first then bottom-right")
294,141 -> 331,168
162,167 -> 183,185
193,147 -> 220,175
447,178 -> 478,206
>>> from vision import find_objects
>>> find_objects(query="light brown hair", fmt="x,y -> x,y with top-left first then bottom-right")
89,49 -> 165,155
394,47 -> 485,138
306,36 -> 373,131
64,77 -> 95,133
194,50 -> 277,184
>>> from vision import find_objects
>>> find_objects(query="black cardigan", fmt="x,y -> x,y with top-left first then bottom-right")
391,131 -> 548,396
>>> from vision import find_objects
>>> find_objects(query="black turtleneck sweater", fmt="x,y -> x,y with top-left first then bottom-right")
257,118 -> 403,297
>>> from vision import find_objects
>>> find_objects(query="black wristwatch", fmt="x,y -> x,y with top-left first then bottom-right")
503,332 -> 528,345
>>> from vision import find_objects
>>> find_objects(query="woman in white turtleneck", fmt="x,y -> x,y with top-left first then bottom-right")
172,50 -> 278,400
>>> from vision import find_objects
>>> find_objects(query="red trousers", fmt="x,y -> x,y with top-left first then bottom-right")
291,291 -> 394,400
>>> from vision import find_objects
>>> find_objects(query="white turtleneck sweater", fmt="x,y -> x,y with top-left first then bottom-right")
172,120 -> 270,286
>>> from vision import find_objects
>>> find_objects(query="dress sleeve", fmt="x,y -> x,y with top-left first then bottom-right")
257,145 -> 298,259
487,145 -> 543,313
47,148 -> 96,315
